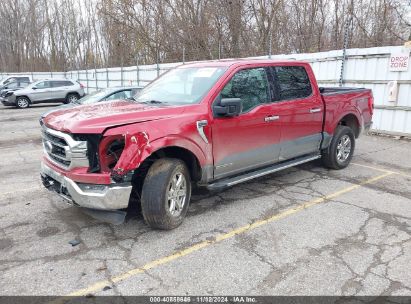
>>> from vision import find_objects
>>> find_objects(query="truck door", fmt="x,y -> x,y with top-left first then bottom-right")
211,67 -> 282,180
269,65 -> 323,161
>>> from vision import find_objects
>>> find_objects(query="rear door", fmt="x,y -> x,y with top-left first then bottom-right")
211,66 -> 282,179
269,65 -> 323,161
50,80 -> 73,100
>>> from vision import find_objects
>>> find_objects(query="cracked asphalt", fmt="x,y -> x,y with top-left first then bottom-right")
0,104 -> 410,296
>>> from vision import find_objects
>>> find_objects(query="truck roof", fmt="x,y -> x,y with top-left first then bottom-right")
179,59 -> 307,68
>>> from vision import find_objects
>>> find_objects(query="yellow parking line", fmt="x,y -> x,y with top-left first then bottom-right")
352,162 -> 411,178
61,171 -> 392,298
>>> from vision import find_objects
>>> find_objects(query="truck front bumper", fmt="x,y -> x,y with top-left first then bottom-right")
40,162 -> 132,210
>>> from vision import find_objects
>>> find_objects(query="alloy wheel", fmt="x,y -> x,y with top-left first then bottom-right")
336,134 -> 351,163
166,172 -> 187,217
17,98 -> 29,108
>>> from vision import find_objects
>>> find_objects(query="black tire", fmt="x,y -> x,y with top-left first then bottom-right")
322,125 -> 355,170
141,158 -> 191,230
64,93 -> 79,104
16,96 -> 30,109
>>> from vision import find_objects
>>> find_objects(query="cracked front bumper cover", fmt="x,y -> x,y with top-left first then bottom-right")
41,162 -> 132,210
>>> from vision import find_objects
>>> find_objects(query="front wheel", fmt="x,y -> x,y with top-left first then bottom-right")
141,158 -> 191,230
322,125 -> 355,169
65,93 -> 79,104
16,97 -> 30,109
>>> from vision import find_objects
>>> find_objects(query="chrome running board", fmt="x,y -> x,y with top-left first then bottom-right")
207,154 -> 321,191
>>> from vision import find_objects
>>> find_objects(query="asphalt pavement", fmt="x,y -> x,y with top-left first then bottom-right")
0,104 -> 410,296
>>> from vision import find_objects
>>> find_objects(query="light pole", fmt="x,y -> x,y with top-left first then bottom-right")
264,20 -> 272,59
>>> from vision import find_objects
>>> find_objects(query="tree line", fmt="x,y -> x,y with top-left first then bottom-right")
0,0 -> 409,72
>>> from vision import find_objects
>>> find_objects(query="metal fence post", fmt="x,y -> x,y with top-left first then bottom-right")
136,55 -> 140,86
106,68 -> 109,88
86,69 -> 89,93
121,66 -> 123,86
95,68 -> 98,90
137,64 -> 140,86
339,10 -> 352,87
156,49 -> 160,77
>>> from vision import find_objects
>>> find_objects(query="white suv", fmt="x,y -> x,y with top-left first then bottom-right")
2,78 -> 85,109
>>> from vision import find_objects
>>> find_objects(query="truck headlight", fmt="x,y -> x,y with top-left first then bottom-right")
99,136 -> 125,172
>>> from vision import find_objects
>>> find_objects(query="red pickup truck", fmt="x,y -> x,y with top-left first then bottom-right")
40,59 -> 373,229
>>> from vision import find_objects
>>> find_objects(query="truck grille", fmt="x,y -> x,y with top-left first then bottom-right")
41,126 -> 88,169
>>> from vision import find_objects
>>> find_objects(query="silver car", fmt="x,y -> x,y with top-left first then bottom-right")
40,86 -> 143,120
2,78 -> 85,109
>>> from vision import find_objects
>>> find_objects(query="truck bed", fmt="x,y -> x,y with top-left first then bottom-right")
319,86 -> 373,137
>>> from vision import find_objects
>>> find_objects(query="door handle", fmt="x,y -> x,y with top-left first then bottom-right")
264,115 -> 279,122
310,108 -> 322,113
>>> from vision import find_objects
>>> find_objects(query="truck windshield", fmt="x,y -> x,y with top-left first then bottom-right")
134,67 -> 227,105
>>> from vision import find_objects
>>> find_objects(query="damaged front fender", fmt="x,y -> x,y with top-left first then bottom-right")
110,131 -> 151,181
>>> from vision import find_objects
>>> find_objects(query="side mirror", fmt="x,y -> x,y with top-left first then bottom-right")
32,87 -> 37,90
213,98 -> 242,117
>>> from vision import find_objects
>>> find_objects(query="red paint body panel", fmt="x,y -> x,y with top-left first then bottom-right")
43,157 -> 112,184
322,90 -> 373,135
43,100 -> 183,134
42,59 -> 373,185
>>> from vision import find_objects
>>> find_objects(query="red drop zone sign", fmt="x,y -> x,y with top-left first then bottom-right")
389,52 -> 410,71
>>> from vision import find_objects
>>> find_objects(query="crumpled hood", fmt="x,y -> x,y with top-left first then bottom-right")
43,100 -> 185,134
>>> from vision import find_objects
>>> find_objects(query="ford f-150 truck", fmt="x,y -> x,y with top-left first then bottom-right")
40,59 -> 373,229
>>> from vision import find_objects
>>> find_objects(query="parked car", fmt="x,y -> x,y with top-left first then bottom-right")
40,60 -> 373,230
0,80 -> 30,94
0,81 -> 31,103
0,75 -> 32,86
1,78 -> 85,108
40,86 -> 143,120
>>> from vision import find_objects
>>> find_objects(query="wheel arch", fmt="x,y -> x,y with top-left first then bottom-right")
66,91 -> 80,98
16,95 -> 32,103
337,113 -> 360,138
140,145 -> 202,182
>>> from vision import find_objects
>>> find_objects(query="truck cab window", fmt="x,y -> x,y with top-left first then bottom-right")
221,67 -> 269,113
274,66 -> 312,100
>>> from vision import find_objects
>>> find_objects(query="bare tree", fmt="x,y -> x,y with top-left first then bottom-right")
0,0 -> 409,72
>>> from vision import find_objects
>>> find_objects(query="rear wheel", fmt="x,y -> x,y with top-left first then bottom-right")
65,93 -> 79,104
141,158 -> 191,230
322,125 -> 355,169
16,97 -> 30,109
